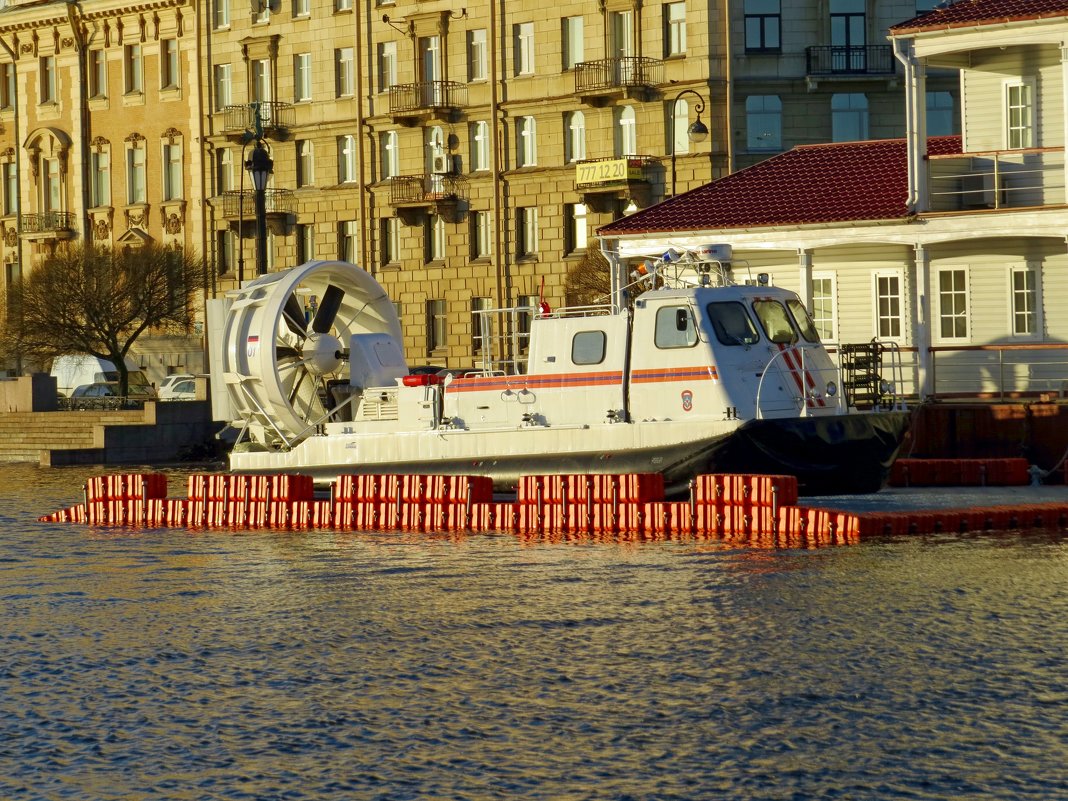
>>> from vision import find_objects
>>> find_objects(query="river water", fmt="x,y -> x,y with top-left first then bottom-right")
2,463 -> 1066,800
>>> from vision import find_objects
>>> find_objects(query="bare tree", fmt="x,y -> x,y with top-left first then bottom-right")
3,243 -> 207,395
564,247 -> 612,307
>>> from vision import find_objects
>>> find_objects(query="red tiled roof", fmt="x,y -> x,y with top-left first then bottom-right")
597,136 -> 962,236
891,0 -> 1068,34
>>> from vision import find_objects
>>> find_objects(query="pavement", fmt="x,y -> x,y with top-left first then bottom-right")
804,483 -> 1068,513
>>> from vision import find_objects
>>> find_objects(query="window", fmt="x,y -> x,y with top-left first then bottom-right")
1010,266 -> 1039,337
216,148 -> 234,192
378,42 -> 397,92
514,22 -> 535,76
517,116 -> 537,167
752,300 -> 798,344
127,143 -> 146,203
874,272 -> 903,340
0,63 -> 14,109
671,99 -> 692,155
787,299 -> 821,343
294,53 -> 311,102
39,56 -> 55,103
616,106 -> 636,157
926,91 -> 955,137
655,306 -> 698,349
470,121 -> 490,171
339,220 -> 358,262
610,11 -> 634,57
516,294 -> 538,352
297,224 -> 315,263
251,58 -> 271,103
830,0 -> 866,48
214,64 -> 232,110
253,0 -> 269,24
744,1 -> 780,52
162,143 -> 182,200
217,229 -> 236,274
468,29 -> 488,81
380,131 -> 399,178
338,135 -> 357,183
472,297 -> 491,355
2,162 -> 17,215
295,140 -> 314,187
335,48 -> 354,97
89,150 -> 110,208
160,39 -> 179,89
381,217 -> 400,266
42,157 -> 61,213
746,95 -> 782,151
293,0 -> 310,18
664,3 -> 686,57
88,50 -> 107,99
562,16 -> 584,70
936,268 -> 968,340
335,0 -> 352,10
572,331 -> 607,365
471,211 -> 490,259
213,0 -> 230,28
565,111 -> 586,162
1005,79 -> 1035,149
832,93 -> 868,142
518,207 -> 538,257
124,44 -> 143,94
425,214 -> 446,262
565,203 -> 588,253
810,274 -> 836,341
427,299 -> 447,354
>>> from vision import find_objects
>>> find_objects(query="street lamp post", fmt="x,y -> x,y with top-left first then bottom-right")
669,89 -> 709,197
245,141 -> 274,276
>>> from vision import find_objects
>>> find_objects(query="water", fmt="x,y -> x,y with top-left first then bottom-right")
2,464 -> 1067,800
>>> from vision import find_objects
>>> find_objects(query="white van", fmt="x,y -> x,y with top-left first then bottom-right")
50,355 -> 152,398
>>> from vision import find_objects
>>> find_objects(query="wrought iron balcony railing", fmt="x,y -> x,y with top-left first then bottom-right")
806,45 -> 894,76
217,189 -> 296,218
389,81 -> 467,115
388,174 -> 467,205
220,102 -> 295,135
574,57 -> 664,94
20,211 -> 75,234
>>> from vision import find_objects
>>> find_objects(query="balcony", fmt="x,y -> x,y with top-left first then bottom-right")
19,211 -> 76,241
388,174 -> 467,223
574,57 -> 663,105
927,147 -> 1065,212
216,189 -> 296,234
389,81 -> 467,125
220,102 -> 294,139
805,45 -> 894,76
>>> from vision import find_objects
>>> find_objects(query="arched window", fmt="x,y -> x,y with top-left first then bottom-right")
566,111 -> 586,163
616,106 -> 636,157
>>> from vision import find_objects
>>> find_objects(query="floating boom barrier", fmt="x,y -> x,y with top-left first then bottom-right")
38,459 -> 1068,548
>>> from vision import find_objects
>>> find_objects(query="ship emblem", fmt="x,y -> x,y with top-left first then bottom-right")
681,390 -> 693,411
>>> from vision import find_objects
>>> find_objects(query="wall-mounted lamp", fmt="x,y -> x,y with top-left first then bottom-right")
382,14 -> 414,36
449,8 -> 467,19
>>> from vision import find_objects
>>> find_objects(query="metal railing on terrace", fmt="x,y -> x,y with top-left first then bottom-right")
217,189 -> 296,218
388,174 -> 467,204
220,101 -> 295,134
929,344 -> 1068,400
20,211 -> 75,233
927,147 -> 1065,211
574,57 -> 663,93
806,45 -> 894,76
388,81 -> 467,114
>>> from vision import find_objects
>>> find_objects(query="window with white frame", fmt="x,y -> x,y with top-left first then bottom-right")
381,216 -> 400,266
514,22 -> 535,76
926,91 -> 955,137
251,58 -> 271,103
616,106 -> 636,157
339,220 -> 358,262
471,297 -> 492,355
518,206 -> 538,257
810,273 -> 836,341
425,214 -> 446,262
380,131 -> 399,178
214,63 -> 232,111
297,224 -> 315,263
297,140 -> 314,186
162,141 -> 182,201
468,29 -> 488,81
216,147 -> 233,192
42,156 -> 61,213
566,111 -> 586,162
337,135 -> 357,183
90,150 -> 110,208
832,93 -> 868,142
126,141 -> 146,203
671,99 -> 691,155
335,48 -> 354,97
378,42 -> 397,92
1010,265 -> 1039,337
664,2 -> 686,57
213,0 -> 230,29
0,63 -> 14,109
426,299 -> 447,354
565,203 -> 588,253
936,268 -> 968,340
874,271 -> 903,340
746,95 -> 782,151
160,39 -> 179,90
294,53 -> 311,102
293,0 -> 310,18
471,121 -> 490,171
335,0 -> 352,11
562,16 -> 584,69
39,56 -> 55,103
471,210 -> 490,259
3,162 -> 18,215
124,44 -> 142,94
88,50 -> 107,99
1005,79 -> 1035,149
517,116 -> 537,167
744,0 -> 780,52
217,229 -> 236,274
252,0 -> 269,24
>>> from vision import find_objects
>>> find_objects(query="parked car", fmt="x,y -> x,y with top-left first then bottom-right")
159,375 -> 198,401
69,381 -> 157,410
50,354 -> 152,398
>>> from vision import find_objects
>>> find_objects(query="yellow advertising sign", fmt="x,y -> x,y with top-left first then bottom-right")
575,158 -> 641,187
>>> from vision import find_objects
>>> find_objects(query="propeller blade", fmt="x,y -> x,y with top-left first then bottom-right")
282,294 -> 307,337
276,345 -> 301,360
312,285 -> 344,334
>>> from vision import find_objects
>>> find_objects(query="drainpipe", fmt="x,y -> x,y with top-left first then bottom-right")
66,1 -> 91,244
489,0 -> 503,310
0,35 -> 21,279
355,5 -> 368,270
892,36 -> 924,212
724,0 -> 734,174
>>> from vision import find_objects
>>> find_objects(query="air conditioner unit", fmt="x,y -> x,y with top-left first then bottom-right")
431,153 -> 451,175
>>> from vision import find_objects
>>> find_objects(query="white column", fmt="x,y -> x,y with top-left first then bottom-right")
797,248 -> 812,309
914,244 -> 933,399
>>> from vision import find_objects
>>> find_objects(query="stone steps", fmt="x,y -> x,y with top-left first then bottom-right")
0,410 -> 149,460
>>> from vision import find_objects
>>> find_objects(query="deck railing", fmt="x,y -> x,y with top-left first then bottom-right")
927,147 -> 1065,211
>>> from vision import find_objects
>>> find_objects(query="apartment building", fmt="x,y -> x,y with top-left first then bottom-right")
0,0 -> 206,378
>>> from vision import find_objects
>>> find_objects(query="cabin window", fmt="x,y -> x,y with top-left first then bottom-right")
706,302 -> 760,346
572,331 -> 606,365
786,299 -> 820,343
654,306 -> 698,349
752,300 -> 798,344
